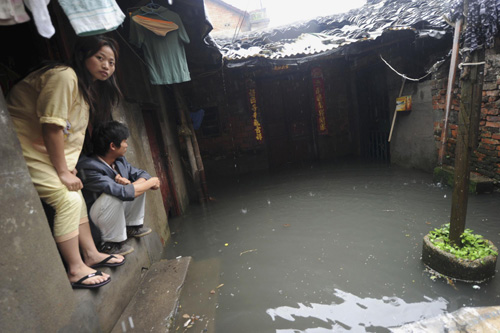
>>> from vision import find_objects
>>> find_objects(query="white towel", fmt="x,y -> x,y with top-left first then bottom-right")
57,0 -> 125,36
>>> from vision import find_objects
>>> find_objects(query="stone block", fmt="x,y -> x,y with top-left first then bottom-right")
433,165 -> 496,193
111,257 -> 191,333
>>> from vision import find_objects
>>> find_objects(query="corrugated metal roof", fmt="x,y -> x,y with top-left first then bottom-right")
214,0 -> 452,62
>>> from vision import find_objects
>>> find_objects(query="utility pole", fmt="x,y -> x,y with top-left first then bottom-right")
449,0 -> 485,246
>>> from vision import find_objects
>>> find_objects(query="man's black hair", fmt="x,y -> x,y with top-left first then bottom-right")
92,121 -> 129,156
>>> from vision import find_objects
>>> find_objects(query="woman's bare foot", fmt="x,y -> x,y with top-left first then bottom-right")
84,251 -> 125,267
68,263 -> 110,285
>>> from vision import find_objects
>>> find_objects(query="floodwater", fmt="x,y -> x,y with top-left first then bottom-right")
165,161 -> 500,332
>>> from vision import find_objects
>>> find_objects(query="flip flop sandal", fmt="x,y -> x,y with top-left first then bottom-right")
71,271 -> 111,289
90,255 -> 126,269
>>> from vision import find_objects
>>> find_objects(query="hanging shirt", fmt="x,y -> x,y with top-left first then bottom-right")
0,0 -> 55,38
132,14 -> 178,36
58,0 -> 125,36
130,6 -> 191,85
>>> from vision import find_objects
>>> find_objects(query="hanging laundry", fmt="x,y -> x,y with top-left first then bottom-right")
132,14 -> 178,36
24,0 -> 55,38
58,0 -> 125,36
130,5 -> 191,85
0,0 -> 30,26
0,0 -> 55,38
189,109 -> 205,130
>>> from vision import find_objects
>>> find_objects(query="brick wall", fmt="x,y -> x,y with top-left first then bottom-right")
432,48 -> 500,183
205,0 -> 251,33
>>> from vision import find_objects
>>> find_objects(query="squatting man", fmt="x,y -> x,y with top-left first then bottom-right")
77,121 -> 160,256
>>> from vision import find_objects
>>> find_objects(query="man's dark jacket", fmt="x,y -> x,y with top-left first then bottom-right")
77,155 -> 151,210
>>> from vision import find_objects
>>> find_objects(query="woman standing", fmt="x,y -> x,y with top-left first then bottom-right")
7,36 -> 125,289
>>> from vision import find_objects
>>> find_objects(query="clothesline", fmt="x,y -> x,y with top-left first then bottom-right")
458,61 -> 486,69
379,54 -> 446,82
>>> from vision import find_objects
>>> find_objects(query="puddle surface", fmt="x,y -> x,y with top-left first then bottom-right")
166,161 -> 500,332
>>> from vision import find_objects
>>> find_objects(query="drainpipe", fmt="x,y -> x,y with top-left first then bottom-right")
438,18 -> 462,165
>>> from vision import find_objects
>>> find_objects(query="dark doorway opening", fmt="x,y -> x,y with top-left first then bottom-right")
258,74 -> 315,169
355,63 -> 391,161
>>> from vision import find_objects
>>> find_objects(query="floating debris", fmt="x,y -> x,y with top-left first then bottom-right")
445,277 -> 458,290
473,285 -> 481,290
240,249 -> 257,256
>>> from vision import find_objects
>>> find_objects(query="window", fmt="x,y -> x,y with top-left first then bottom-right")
200,106 -> 221,137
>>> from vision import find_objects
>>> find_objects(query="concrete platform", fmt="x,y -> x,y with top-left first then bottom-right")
55,232 -> 164,332
111,257 -> 191,333
433,165 -> 496,194
393,306 -> 500,332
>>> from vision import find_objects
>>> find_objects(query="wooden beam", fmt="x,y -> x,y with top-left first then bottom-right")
449,49 -> 485,246
438,18 -> 462,165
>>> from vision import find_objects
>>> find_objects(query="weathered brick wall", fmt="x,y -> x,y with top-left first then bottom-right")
205,0 -> 250,33
432,49 -> 500,183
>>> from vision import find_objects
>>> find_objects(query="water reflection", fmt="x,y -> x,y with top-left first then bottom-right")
267,289 -> 448,332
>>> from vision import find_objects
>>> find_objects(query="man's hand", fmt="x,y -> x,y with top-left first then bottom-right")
115,174 -> 131,185
59,170 -> 83,191
133,177 -> 160,197
150,177 -> 160,190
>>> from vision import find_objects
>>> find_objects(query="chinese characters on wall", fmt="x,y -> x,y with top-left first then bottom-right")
311,67 -> 328,135
248,86 -> 264,142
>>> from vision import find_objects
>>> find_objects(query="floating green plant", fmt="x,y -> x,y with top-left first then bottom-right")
428,224 -> 498,262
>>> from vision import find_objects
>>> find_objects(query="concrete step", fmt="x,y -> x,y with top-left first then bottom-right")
62,233 -> 165,332
111,257 -> 191,333
433,165 -> 496,194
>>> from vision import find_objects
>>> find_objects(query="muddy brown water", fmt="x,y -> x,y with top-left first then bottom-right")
165,161 -> 500,332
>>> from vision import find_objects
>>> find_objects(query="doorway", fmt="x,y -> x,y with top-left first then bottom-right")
258,74 -> 315,169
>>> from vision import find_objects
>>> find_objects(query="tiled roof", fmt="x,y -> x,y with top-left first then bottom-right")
214,0 -> 453,62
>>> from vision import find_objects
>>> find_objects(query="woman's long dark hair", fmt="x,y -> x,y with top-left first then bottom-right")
34,36 -> 122,125
70,36 -> 122,125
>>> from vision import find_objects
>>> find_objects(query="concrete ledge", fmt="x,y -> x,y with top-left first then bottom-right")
111,257 -> 191,333
433,166 -> 496,194
422,234 -> 498,282
58,233 -> 164,332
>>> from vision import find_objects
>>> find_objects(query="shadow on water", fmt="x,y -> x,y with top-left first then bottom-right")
165,161 -> 500,332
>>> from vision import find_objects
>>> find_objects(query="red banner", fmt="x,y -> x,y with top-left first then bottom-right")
311,67 -> 328,135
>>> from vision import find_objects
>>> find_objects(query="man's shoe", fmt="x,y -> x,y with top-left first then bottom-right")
99,242 -> 134,256
127,225 -> 152,238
